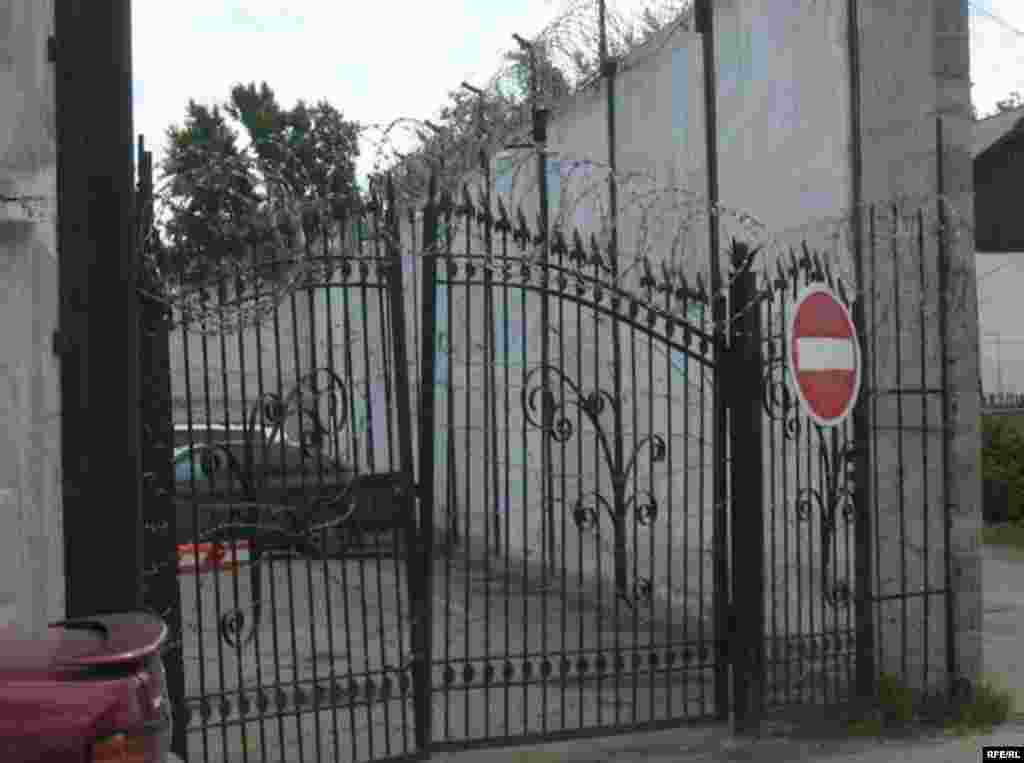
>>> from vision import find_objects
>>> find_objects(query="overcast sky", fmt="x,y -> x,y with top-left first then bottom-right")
131,0 -> 1024,184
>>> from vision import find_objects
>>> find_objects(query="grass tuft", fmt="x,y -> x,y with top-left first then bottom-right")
981,520 -> 1024,550
844,674 -> 1014,738
878,672 -> 916,725
945,680 -> 1014,736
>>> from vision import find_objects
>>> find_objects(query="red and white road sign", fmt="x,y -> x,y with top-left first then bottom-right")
177,540 -> 253,575
787,284 -> 861,427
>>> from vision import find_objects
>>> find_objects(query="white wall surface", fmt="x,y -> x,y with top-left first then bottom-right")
977,252 -> 1024,397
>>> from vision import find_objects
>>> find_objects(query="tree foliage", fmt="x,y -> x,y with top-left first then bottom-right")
157,82 -> 360,289
982,415 -> 1024,522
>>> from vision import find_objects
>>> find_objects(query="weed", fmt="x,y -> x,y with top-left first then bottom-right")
981,521 -> 1024,550
945,680 -> 1013,736
844,674 -> 1013,737
877,672 -> 916,725
845,716 -> 883,737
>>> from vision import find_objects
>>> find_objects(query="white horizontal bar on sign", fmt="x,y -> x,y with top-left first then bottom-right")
797,337 -> 856,372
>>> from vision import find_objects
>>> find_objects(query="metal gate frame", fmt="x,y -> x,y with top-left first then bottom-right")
138,165 -> 964,762
406,176 -> 729,753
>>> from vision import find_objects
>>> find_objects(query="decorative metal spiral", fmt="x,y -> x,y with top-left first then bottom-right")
259,394 -> 287,429
629,489 -> 660,526
795,427 -> 859,608
523,364 -> 666,608
198,446 -> 228,476
625,435 -> 667,476
248,367 -> 349,460
571,493 -> 607,531
219,608 -> 248,648
522,366 -> 583,445
762,349 -> 801,441
633,577 -> 654,604
795,487 -> 821,523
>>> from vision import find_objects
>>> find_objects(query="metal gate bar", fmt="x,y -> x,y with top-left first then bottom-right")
413,182 -> 721,753
137,157 -> 960,760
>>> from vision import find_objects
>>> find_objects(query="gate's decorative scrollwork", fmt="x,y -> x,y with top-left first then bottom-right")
762,340 -> 801,441
795,427 -> 857,609
523,364 -> 666,608
183,366 -> 356,649
245,367 -> 350,463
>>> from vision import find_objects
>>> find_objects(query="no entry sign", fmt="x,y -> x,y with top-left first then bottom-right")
787,284 -> 861,427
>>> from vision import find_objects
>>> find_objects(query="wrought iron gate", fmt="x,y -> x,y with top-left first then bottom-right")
138,164 -> 937,762
411,181 -> 725,751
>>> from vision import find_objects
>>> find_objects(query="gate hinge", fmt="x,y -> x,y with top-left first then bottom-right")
52,329 -> 71,356
47,36 -> 57,63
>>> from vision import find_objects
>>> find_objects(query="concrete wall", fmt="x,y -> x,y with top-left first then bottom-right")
0,0 -> 64,631
977,252 -> 1024,398
167,0 -> 980,696
434,0 -> 979,694
168,269 -> 403,475
856,0 -> 979,691
974,134 -> 1024,400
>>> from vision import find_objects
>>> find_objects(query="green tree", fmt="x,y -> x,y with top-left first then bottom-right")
226,82 -> 361,232
161,100 -> 260,285
159,82 -> 360,287
982,416 -> 1024,521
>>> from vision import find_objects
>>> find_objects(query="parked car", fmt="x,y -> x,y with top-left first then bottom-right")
172,428 -> 360,546
0,611 -> 172,762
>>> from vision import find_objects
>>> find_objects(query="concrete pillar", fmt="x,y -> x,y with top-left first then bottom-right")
0,0 -> 64,632
935,0 -> 983,693
857,0 -> 979,693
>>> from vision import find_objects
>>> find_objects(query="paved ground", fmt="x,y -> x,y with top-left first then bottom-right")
431,541 -> 1024,763
429,721 -> 1024,763
977,543 -> 1024,713
172,541 -> 1023,762
176,542 -> 718,762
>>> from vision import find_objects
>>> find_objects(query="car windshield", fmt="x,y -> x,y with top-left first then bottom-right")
172,445 -> 207,482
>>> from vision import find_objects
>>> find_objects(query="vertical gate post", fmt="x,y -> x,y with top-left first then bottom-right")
728,246 -> 765,732
139,285 -> 186,757
851,238 -> 876,703
846,0 -> 876,703
135,139 -> 186,758
696,0 -> 731,721
383,175 -> 424,752
412,177 -> 440,752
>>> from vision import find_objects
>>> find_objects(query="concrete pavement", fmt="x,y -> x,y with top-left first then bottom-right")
426,722 -> 1024,762
167,542 -> 1022,762
432,542 -> 1024,763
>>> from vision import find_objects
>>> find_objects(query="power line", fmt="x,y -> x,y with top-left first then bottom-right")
969,1 -> 1024,38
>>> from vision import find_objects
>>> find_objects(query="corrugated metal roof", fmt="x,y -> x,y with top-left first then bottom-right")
974,105 -> 1024,158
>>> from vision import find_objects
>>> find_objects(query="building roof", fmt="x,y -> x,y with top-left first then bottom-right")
974,105 -> 1024,159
